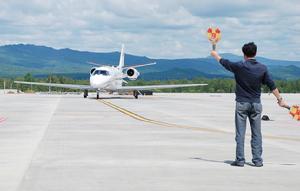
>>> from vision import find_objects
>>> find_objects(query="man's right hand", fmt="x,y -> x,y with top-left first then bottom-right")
277,98 -> 289,108
272,88 -> 289,109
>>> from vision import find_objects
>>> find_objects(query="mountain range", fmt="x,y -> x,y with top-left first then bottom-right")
0,44 -> 300,80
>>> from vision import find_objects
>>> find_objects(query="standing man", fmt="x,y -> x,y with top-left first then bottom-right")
211,42 -> 288,167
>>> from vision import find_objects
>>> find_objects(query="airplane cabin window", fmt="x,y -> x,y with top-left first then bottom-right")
93,70 -> 109,76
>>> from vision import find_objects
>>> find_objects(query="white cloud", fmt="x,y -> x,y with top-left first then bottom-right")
0,0 -> 299,60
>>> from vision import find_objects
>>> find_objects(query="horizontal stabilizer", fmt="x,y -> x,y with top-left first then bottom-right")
123,62 -> 156,70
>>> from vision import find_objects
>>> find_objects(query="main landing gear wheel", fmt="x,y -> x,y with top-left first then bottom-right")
133,90 -> 139,99
84,90 -> 88,98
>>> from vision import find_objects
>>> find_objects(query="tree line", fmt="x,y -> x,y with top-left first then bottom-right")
0,73 -> 300,93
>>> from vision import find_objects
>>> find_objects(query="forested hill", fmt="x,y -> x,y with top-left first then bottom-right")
1,44 -> 300,80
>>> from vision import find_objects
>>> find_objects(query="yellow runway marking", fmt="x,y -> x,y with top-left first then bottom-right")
99,99 -> 300,142
99,99 -> 230,134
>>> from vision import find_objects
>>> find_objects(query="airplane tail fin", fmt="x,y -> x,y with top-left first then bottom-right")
118,44 -> 125,70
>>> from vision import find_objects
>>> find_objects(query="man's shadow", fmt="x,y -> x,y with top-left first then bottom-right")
191,157 -> 234,165
191,157 -> 296,166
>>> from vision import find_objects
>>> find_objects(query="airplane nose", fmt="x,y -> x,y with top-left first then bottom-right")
90,76 -> 110,88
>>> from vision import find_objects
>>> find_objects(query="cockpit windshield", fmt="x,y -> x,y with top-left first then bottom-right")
93,70 -> 110,76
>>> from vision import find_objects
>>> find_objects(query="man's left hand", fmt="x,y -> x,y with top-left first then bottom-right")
211,51 -> 222,61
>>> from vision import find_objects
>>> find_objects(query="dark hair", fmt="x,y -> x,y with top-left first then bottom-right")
242,42 -> 257,57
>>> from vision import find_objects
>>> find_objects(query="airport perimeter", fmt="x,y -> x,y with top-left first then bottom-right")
0,93 -> 299,191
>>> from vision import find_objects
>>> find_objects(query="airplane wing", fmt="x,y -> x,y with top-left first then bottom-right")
123,62 -> 156,70
14,81 -> 94,90
116,83 -> 208,91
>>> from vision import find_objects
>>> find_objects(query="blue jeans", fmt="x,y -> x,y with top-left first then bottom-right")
235,102 -> 263,164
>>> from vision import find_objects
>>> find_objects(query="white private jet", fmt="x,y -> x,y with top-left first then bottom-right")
15,45 -> 207,99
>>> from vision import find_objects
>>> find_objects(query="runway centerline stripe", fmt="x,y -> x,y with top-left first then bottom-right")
99,100 -> 300,142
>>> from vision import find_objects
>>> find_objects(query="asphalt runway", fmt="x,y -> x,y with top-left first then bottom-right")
0,93 -> 299,191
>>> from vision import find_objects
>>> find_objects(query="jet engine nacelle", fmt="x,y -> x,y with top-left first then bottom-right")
126,68 -> 140,80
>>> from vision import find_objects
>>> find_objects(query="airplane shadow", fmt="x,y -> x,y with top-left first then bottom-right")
89,97 -> 134,100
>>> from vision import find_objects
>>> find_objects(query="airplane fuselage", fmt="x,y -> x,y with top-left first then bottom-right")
89,66 -> 123,90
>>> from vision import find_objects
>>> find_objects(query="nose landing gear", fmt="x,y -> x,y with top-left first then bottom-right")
96,90 -> 100,99
84,89 -> 100,99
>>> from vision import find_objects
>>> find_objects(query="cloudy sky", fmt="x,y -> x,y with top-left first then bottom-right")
0,0 -> 299,60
